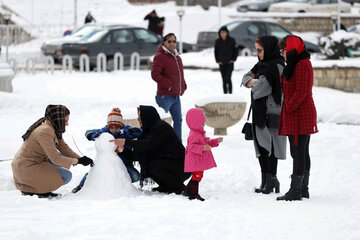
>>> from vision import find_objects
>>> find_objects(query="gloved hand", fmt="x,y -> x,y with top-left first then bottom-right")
78,156 -> 94,167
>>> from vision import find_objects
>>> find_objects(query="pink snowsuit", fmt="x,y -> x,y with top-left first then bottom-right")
184,108 -> 219,173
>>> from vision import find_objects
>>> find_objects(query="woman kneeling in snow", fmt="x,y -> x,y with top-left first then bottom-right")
11,105 -> 94,198
111,105 -> 191,194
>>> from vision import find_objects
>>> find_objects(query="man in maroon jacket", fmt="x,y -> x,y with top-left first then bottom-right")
151,33 -> 187,141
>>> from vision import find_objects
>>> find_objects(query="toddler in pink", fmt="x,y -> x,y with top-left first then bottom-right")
184,108 -> 223,201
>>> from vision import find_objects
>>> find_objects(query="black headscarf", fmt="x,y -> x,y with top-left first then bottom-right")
22,105 -> 69,141
139,105 -> 161,134
251,36 -> 284,105
250,36 -> 284,128
282,35 -> 311,81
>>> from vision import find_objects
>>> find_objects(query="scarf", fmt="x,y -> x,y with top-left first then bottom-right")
22,105 -> 68,141
283,35 -> 311,81
250,36 -> 284,127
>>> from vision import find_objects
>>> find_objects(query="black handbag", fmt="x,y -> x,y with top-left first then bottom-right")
242,104 -> 253,140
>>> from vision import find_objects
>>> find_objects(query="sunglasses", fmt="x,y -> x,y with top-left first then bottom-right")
256,48 -> 263,53
167,40 -> 176,44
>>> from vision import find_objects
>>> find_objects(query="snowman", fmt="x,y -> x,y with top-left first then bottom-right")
78,132 -> 139,198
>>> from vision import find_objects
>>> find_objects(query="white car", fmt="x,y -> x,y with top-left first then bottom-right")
269,0 -> 351,13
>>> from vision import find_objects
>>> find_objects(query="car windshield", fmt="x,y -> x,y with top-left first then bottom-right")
80,29 -> 103,41
72,25 -> 100,37
287,0 -> 311,3
82,30 -> 108,42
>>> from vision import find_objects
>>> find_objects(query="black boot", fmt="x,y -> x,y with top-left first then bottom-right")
255,172 -> 266,193
187,180 -> 205,201
37,192 -> 60,198
277,175 -> 303,201
72,185 -> 82,194
261,173 -> 280,194
301,172 -> 310,199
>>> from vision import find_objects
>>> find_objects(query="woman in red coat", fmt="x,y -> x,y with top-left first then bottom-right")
277,35 -> 318,201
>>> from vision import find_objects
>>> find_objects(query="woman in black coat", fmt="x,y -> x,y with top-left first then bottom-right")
111,105 -> 190,194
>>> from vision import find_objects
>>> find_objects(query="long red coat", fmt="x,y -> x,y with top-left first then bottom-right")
279,58 -> 318,144
151,44 -> 187,96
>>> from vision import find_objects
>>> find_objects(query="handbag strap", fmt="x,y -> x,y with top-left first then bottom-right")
246,104 -> 252,121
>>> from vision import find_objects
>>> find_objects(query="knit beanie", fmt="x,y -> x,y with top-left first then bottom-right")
107,111 -> 124,128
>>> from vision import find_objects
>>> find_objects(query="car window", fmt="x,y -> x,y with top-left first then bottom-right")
247,23 -> 266,36
81,29 -> 102,41
133,29 -> 159,43
112,29 -> 134,43
268,23 -> 291,39
85,30 -> 108,42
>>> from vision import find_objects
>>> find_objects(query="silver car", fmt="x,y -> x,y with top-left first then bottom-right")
41,23 -> 122,62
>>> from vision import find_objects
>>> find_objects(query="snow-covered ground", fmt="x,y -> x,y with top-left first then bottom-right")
1,0 -> 360,239
1,65 -> 360,239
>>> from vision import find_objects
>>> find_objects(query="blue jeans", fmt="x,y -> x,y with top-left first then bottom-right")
48,160 -> 72,185
155,95 -> 182,141
79,165 -> 140,187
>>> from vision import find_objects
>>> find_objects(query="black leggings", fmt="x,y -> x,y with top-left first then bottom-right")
289,135 -> 311,176
254,130 -> 278,175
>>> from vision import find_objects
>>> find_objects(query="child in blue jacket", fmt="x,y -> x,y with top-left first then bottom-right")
72,108 -> 142,193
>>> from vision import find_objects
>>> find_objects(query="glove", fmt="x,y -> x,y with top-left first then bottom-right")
78,156 -> 94,167
124,127 -> 142,137
85,130 -> 95,141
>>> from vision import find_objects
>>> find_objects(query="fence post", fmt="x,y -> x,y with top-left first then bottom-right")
8,58 -> 17,75
62,55 -> 73,73
44,56 -> 54,74
130,52 -> 140,70
241,48 -> 251,56
79,54 -> 90,72
113,52 -> 124,71
97,53 -> 107,72
25,58 -> 36,74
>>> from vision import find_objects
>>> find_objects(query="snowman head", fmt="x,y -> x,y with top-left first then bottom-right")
95,132 -> 117,153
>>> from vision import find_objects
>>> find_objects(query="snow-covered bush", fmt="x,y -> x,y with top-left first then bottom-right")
319,30 -> 360,59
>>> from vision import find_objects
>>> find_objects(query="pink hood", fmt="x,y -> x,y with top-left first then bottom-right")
186,108 -> 206,135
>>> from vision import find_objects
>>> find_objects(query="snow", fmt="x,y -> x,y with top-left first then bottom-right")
78,133 -> 139,199
0,0 -> 360,239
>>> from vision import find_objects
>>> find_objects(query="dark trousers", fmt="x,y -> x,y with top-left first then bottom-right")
219,63 -> 233,94
254,129 -> 278,175
289,135 -> 311,176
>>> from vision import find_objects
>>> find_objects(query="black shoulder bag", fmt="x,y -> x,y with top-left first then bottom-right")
241,104 -> 253,140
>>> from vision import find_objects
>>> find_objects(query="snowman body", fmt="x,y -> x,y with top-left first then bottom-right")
79,132 -> 138,198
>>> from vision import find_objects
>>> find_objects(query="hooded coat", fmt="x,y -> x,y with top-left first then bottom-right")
125,106 -> 190,191
12,120 -> 80,193
214,26 -> 238,64
151,45 -> 187,96
184,108 -> 218,172
278,36 -> 318,145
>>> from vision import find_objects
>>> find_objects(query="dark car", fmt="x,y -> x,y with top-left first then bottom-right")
61,26 -> 163,70
237,0 -> 286,12
196,20 -> 320,54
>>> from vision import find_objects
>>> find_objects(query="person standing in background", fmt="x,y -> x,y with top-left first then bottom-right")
214,26 -> 238,94
151,33 -> 187,141
85,12 -> 96,24
144,10 -> 165,37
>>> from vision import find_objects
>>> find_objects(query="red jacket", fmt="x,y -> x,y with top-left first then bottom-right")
151,45 -> 187,96
279,58 -> 318,143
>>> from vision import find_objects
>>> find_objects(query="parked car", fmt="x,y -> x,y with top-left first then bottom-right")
237,0 -> 286,12
196,20 -> 320,53
61,26 -> 162,70
41,23 -> 123,62
268,0 -> 351,13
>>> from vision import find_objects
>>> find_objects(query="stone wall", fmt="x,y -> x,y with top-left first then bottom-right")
277,16 -> 360,34
313,67 -> 360,93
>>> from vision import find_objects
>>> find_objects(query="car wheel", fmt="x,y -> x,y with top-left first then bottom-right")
298,10 -> 305,13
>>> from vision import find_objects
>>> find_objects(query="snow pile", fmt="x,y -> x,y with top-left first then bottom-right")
77,133 -> 139,199
319,30 -> 360,59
